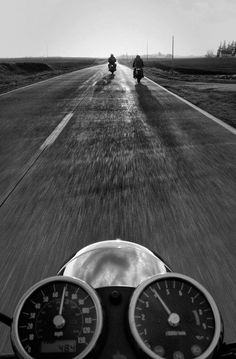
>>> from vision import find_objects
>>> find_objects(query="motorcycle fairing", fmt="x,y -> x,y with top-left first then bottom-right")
58,239 -> 170,288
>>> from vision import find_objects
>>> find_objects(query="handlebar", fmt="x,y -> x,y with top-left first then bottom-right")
218,343 -> 236,358
0,314 -> 12,327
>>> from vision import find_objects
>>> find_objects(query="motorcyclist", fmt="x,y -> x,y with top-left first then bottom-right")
108,53 -> 117,71
133,54 -> 144,78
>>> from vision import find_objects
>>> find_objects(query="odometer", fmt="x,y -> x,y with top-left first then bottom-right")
11,276 -> 103,359
129,273 -> 222,359
41,340 -> 76,353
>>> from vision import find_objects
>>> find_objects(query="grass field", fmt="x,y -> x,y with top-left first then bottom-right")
144,56 -> 236,75
0,57 -> 106,94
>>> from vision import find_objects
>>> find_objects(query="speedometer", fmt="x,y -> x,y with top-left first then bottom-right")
11,276 -> 103,359
129,273 -> 223,359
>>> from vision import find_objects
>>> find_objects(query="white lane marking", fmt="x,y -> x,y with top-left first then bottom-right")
0,112 -> 74,208
0,69 -> 103,207
40,112 -> 73,150
145,77 -> 236,136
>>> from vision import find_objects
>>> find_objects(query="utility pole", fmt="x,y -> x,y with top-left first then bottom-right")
147,41 -> 149,61
45,41 -> 48,58
171,36 -> 174,73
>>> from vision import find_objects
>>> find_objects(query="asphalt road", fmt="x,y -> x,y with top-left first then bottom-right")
0,63 -> 235,352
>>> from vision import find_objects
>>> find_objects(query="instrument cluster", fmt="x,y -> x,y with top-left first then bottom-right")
11,274 -> 222,359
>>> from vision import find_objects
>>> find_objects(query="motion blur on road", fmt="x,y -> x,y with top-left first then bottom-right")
0,63 -> 235,352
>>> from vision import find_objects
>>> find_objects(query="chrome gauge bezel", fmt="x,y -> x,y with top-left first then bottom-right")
11,276 -> 103,359
128,273 -> 222,359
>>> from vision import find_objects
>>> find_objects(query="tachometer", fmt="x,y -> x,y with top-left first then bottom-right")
11,276 -> 103,359
129,273 -> 222,359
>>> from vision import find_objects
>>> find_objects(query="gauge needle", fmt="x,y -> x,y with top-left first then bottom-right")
59,286 -> 66,315
151,288 -> 180,326
53,286 -> 66,329
151,288 -> 171,315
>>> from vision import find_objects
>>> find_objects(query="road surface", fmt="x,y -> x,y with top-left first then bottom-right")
0,63 -> 235,352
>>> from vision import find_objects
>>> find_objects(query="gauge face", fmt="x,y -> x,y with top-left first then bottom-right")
11,277 -> 103,359
129,274 -> 222,359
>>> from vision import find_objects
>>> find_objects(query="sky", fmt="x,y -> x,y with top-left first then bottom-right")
0,0 -> 235,58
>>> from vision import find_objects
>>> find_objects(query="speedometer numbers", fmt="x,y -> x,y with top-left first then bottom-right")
129,273 -> 222,359
11,277 -> 103,359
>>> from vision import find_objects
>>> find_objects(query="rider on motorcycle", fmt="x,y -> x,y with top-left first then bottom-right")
108,53 -> 117,71
133,54 -> 144,78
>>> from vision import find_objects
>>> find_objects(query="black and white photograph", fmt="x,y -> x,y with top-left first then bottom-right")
0,0 -> 235,358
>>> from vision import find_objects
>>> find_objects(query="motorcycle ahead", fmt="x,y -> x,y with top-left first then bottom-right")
134,68 -> 144,83
108,63 -> 116,75
0,239 -> 235,359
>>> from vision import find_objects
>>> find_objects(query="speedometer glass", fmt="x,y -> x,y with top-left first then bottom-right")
129,273 -> 222,359
11,276 -> 103,359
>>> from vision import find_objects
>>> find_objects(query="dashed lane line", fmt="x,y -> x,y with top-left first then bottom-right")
0,112 -> 74,208
40,112 -> 73,150
0,71 -> 101,208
